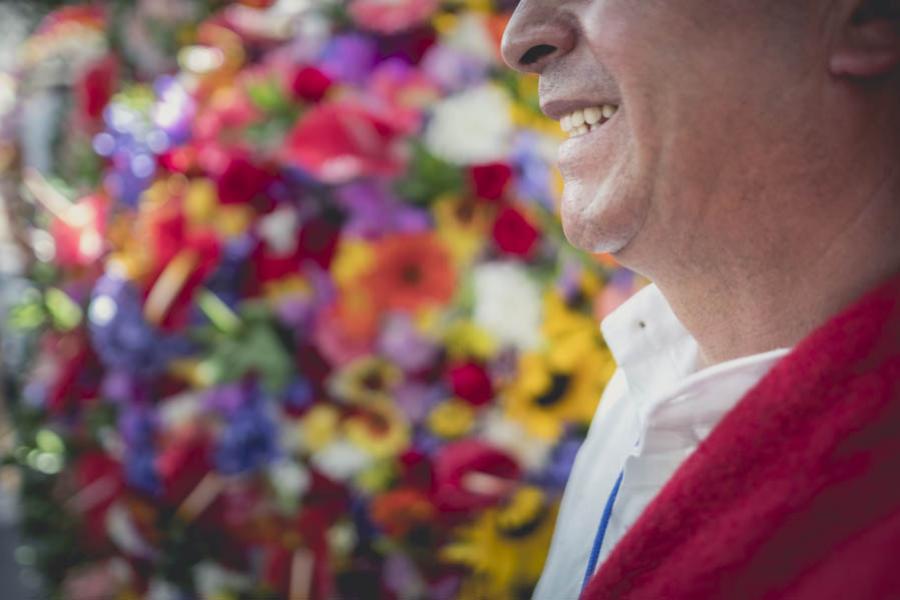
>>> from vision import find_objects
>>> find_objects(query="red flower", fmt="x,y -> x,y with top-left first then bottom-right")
156,431 -> 214,508
215,153 -> 274,205
398,449 -> 434,491
50,194 -> 108,269
70,451 -> 124,549
446,362 -> 494,407
44,331 -> 102,415
469,162 -> 513,202
289,65 -> 333,103
432,440 -> 520,513
282,100 -> 410,184
298,216 -> 341,269
492,205 -> 540,258
249,216 -> 340,292
76,54 -> 118,125
145,203 -> 222,331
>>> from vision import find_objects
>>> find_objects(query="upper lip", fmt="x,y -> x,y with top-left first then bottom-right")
540,98 -> 616,121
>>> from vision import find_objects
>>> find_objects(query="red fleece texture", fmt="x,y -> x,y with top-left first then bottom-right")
582,272 -> 900,600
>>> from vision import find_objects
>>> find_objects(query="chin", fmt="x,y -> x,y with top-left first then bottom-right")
559,181 -> 641,255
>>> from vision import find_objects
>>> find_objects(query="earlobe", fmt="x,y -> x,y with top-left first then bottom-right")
830,1 -> 900,78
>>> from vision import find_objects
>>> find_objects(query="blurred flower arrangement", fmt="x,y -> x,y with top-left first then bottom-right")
0,1 -> 640,598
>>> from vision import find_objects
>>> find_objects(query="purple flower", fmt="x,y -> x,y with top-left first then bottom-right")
541,436 -> 583,490
283,377 -> 314,411
378,313 -> 439,372
394,381 -> 445,426
318,34 -> 379,85
88,275 -> 189,377
511,131 -> 555,211
120,405 -> 161,495
335,181 -> 429,239
99,102 -> 162,208
153,76 -> 194,146
204,383 -> 246,416
420,44 -> 490,94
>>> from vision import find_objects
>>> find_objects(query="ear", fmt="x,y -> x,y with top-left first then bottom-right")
830,0 -> 900,78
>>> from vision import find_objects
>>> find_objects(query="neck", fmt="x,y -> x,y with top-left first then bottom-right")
650,168 -> 900,368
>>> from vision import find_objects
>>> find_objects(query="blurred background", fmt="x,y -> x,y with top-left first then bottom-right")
0,1 -> 643,598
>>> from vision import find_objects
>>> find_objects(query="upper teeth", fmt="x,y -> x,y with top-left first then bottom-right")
560,104 -> 618,137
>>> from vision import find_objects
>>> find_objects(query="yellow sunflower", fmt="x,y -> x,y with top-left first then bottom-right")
442,486 -> 558,600
433,194 -> 495,268
327,355 -> 403,406
343,401 -> 411,460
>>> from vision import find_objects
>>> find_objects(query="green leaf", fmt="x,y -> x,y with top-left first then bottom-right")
44,287 -> 83,332
393,141 -> 465,206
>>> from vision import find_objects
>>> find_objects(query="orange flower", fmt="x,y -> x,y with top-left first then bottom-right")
365,233 -> 457,313
370,488 -> 435,538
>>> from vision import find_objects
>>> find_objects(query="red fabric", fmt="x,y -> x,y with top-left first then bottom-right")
582,271 -> 900,600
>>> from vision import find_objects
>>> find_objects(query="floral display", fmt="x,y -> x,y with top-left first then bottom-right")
1,1 -> 643,598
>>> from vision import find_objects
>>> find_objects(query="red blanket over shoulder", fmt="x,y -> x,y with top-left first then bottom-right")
581,272 -> 900,600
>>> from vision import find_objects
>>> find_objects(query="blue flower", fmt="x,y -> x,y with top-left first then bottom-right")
214,385 -> 280,475
88,275 -> 190,377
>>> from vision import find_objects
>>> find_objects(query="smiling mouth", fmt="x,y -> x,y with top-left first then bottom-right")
559,104 -> 619,139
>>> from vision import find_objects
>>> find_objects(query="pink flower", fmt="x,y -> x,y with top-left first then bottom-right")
282,99 -> 410,184
348,0 -> 440,35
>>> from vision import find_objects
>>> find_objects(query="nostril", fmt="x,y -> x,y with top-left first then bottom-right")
520,44 -> 557,67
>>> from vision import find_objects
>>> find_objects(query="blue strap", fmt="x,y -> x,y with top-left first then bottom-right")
581,470 -> 625,591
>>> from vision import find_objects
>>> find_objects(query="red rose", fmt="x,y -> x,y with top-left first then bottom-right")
289,65 -> 333,103
469,162 -> 513,202
446,362 -> 494,407
492,205 -> 540,258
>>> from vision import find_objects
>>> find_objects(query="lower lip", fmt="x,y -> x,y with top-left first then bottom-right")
557,112 -> 619,178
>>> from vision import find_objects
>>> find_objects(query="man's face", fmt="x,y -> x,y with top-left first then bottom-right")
502,1 -> 826,271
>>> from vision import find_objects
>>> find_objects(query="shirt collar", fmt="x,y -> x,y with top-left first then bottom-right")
601,283 -> 701,402
600,283 -> 792,436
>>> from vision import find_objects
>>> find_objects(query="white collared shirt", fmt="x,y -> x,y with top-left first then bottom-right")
534,284 -> 790,600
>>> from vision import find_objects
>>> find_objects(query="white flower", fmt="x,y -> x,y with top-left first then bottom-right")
310,440 -> 373,482
258,206 -> 299,256
158,392 -> 202,429
482,410 -> 551,472
442,12 -> 498,64
424,84 -> 513,165
472,261 -> 542,351
327,521 -> 358,557
146,579 -> 181,600
269,458 -> 312,504
106,503 -> 157,559
193,561 -> 251,598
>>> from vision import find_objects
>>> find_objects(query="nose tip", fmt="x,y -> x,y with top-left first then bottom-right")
500,2 -> 575,73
